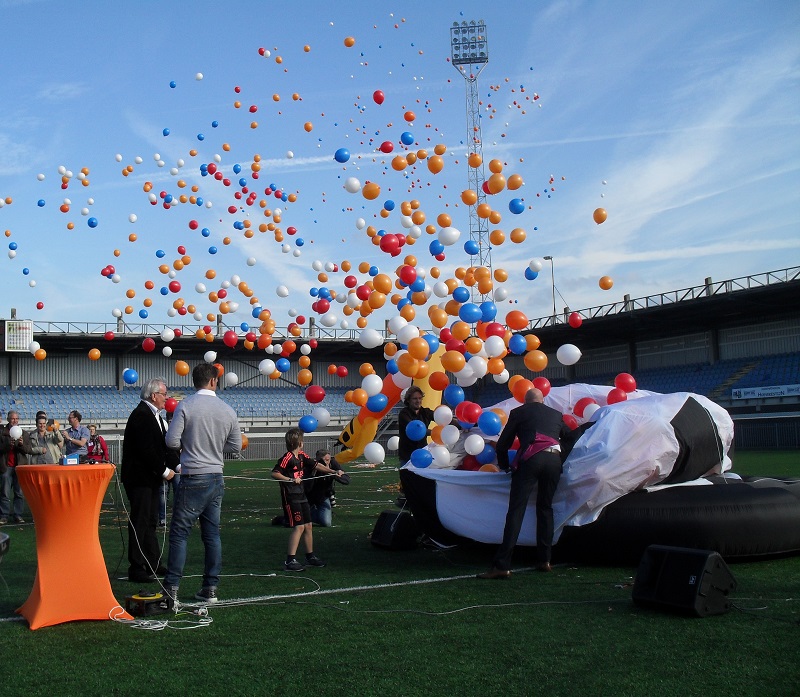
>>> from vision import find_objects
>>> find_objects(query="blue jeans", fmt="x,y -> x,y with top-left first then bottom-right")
310,497 -> 333,527
164,473 -> 224,589
0,467 -> 24,518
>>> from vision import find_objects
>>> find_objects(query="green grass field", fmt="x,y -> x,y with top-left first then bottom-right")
1,451 -> 797,696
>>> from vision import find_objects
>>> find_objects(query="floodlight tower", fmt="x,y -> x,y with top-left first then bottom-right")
450,20 -> 491,301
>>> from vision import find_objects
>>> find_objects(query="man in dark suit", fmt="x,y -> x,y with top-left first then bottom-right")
121,377 -> 179,582
479,388 -> 569,579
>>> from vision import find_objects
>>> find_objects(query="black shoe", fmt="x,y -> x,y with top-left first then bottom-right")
13,516 -> 25,524
284,559 -> 305,572
128,571 -> 157,583
305,554 -> 326,567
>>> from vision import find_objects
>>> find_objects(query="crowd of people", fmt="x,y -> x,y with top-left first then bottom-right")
0,408 -> 108,524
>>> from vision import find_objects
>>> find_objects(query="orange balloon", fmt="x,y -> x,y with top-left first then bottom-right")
593,208 -> 608,224
399,304 -> 416,321
525,334 -> 541,351
524,350 -> 548,372
428,371 -> 450,391
450,321 -> 471,341
441,350 -> 466,373
352,388 -> 368,407
414,360 -> 429,380
34,348 -> 47,361
298,355 -> 311,368
599,275 -> 614,290
487,357 -> 505,375
427,155 -> 444,174
507,173 -> 524,190
362,181 -> 381,200
479,464 -> 500,472
465,337 -> 484,354
430,424 -> 445,445
298,369 -> 313,386
488,159 -> 504,174
282,340 -> 297,355
88,348 -> 101,361
396,352 -> 420,377
429,307 -> 448,328
241,434 -> 249,450
407,337 -> 430,360
506,310 -> 529,331
512,378 -> 535,403
436,213 -> 452,228
461,189 -> 478,206
175,360 -> 190,376
467,153 -> 483,168
359,362 -> 375,376
344,36 -> 355,47
487,173 -> 506,194
433,144 -> 447,155
510,227 -> 526,243
372,273 -> 392,295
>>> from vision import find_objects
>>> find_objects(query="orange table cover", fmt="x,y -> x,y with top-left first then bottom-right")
16,464 -> 132,629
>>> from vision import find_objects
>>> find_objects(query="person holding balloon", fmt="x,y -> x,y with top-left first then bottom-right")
398,386 -> 435,465
0,410 -> 28,524
26,412 -> 65,465
305,449 -> 349,527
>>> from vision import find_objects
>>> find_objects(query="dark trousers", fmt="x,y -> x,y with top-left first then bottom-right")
124,483 -> 161,576
494,451 -> 562,569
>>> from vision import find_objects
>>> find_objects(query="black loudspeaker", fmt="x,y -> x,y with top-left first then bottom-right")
370,510 -> 419,550
632,545 -> 737,617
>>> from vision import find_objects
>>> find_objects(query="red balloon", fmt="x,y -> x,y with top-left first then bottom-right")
336,365 -> 349,378
379,141 -> 394,154
399,265 -> 417,285
245,332 -> 257,343
606,388 -> 628,405
462,401 -> 483,424
373,90 -> 385,105
344,275 -> 358,288
379,235 -> 399,254
305,385 -> 326,404
142,337 -> 156,352
457,454 -> 481,471
309,339 -> 318,349
485,322 -> 506,338
562,413 -> 579,430
568,312 -> 583,328
356,284 -> 371,301
614,372 -> 637,393
104,331 -> 115,341
444,338 -> 466,354
438,328 -> 453,343
169,280 -> 181,293
573,396 -> 598,417
532,377 -> 551,397
165,397 -> 178,414
223,330 -> 238,348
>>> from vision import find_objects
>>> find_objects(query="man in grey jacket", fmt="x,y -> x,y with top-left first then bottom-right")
162,363 -> 241,607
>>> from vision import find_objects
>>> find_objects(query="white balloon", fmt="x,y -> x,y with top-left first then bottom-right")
583,403 -> 601,420
457,375 -> 478,387
300,344 -> 311,355
358,328 -> 383,349
276,285 -> 289,298
429,407 -> 451,429
437,226 -> 461,246
282,244 -> 291,253
430,445 -> 451,468
363,442 -> 385,465
29,341 -> 40,354
529,259 -> 543,272
400,215 -> 414,229
195,72 -> 204,80
347,293 -> 361,308
312,260 -> 323,271
361,373 -> 384,397
311,407 -> 331,428
258,359 -> 276,375
160,328 -> 175,342
494,287 -> 508,301
465,434 -> 486,456
344,177 -> 361,193
396,324 -> 420,346
468,356 -> 488,378
286,150 -> 294,159
292,249 -> 301,258
484,335 -> 506,358
386,435 -> 400,451
29,279 -> 37,287
355,217 -> 366,230
128,213 -> 137,223
204,351 -> 217,363
433,281 -> 450,298
408,225 -> 422,239
340,319 -> 349,329
111,274 -> 121,283
556,344 -> 582,366
320,313 -> 338,327
493,369 -> 510,384
391,372 -> 413,389
324,262 -> 335,272
9,426 -> 23,440
441,424 -> 460,446
246,257 -> 256,266
112,308 -> 122,318
162,346 -> 173,358
387,315 -> 408,335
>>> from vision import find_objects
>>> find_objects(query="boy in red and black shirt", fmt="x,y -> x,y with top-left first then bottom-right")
271,427 -> 327,572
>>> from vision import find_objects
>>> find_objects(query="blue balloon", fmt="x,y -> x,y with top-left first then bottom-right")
208,246 -> 218,254
405,419 -> 427,441
429,239 -> 444,256
422,334 -> 440,354
22,268 -> 29,275
251,306 -> 262,318
201,228 -> 211,237
295,238 -> 304,247
138,309 -> 148,319
87,217 -> 98,228
477,411 -> 502,437
463,239 -> 479,256
309,287 -> 319,297
298,415 -> 318,433
276,357 -> 291,373
156,249 -> 166,258
459,302 -> 482,323
508,334 -> 527,355
239,322 -> 249,332
383,199 -> 395,211
160,287 -> 169,296
452,286 -> 470,303
122,368 -> 139,385
164,194 -> 173,203
8,242 -> 17,251
369,265 -> 379,277
476,443 -> 496,465
162,128 -> 170,136
480,300 -> 497,322
169,81 -> 176,88
409,278 -> 425,293
386,358 -> 399,374
334,148 -> 350,163
410,448 -> 433,468
509,198 -> 525,214
400,131 -> 415,146
525,268 -> 539,281
443,385 -> 465,407
211,120 -> 219,128
37,199 -> 45,208
366,393 -> 389,413
197,133 -> 205,141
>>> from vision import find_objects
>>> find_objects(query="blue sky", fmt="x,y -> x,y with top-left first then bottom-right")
0,0 -> 797,332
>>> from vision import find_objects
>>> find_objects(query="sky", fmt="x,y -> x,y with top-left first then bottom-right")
0,0 -> 798,336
